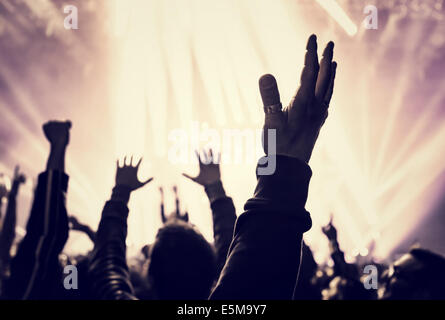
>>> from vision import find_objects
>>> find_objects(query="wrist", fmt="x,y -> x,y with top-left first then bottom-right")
204,180 -> 226,203
111,185 -> 133,204
50,142 -> 67,152
254,155 -> 312,203
329,240 -> 340,252
276,152 -> 309,164
10,182 -> 20,195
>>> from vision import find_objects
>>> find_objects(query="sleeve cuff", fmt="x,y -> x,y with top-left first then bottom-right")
241,156 -> 313,233
252,155 -> 312,209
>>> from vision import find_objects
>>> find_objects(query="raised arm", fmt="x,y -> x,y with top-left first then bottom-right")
322,217 -> 358,279
4,121 -> 72,299
89,157 -> 153,300
183,149 -> 237,277
0,179 -> 8,220
0,166 -> 26,278
68,216 -> 96,243
210,35 -> 337,299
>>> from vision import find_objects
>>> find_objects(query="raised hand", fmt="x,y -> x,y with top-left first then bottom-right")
260,35 -> 337,163
12,166 -> 26,185
115,156 -> 153,191
9,166 -> 26,196
43,120 -> 72,172
43,120 -> 72,147
68,216 -> 96,243
182,149 -> 221,186
322,216 -> 338,241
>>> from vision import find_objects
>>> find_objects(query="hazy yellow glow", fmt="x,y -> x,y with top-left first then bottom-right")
104,0 -> 445,262
315,0 -> 358,36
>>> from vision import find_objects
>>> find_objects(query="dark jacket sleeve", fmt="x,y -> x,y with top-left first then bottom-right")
209,156 -> 312,300
0,181 -> 19,277
4,170 -> 69,300
88,186 -> 137,300
205,181 -> 237,277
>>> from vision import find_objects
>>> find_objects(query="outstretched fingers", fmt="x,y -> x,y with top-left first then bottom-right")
182,173 -> 196,182
315,41 -> 334,104
324,61 -> 337,107
136,157 -> 143,168
296,35 -> 319,105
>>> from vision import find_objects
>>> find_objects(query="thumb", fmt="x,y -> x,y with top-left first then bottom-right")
182,173 -> 196,182
141,177 -> 154,187
259,74 -> 285,130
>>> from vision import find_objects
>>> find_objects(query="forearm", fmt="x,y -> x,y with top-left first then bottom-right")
210,156 -> 312,300
46,144 -> 67,172
205,180 -> 237,276
5,171 -> 69,299
75,225 -> 96,243
0,184 -> 19,269
89,185 -> 136,300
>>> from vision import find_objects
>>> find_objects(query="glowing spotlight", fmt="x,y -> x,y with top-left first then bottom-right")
315,0 -> 358,36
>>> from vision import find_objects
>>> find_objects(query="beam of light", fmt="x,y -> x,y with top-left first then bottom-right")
315,0 -> 358,36
111,0 -> 149,160
208,0 -> 265,125
372,21 -> 425,181
379,90 -> 444,183
160,0 -> 194,130
374,125 -> 445,248
0,67 -> 101,211
0,64 -> 46,127
0,101 -> 47,158
376,122 -> 445,201
104,0 -> 445,261
304,6 -> 445,260
356,11 -> 408,180
238,0 -> 307,121
189,0 -> 232,126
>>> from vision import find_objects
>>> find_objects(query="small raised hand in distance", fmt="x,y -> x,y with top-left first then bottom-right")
159,186 -> 189,224
12,166 -> 26,186
260,34 -> 337,163
322,215 -> 338,242
115,156 -> 153,191
8,166 -> 26,198
182,149 -> 221,187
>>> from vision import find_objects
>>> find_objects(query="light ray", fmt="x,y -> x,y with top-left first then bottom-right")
315,0 -> 358,36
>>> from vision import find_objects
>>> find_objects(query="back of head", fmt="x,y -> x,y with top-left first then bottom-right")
148,219 -> 217,300
382,247 -> 445,300
408,248 -> 445,299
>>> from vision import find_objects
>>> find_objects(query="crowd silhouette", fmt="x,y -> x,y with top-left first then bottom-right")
0,35 -> 444,300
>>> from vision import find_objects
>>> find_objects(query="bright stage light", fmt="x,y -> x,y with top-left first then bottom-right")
104,0 -> 445,262
315,0 -> 358,36
1,0 -> 442,262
